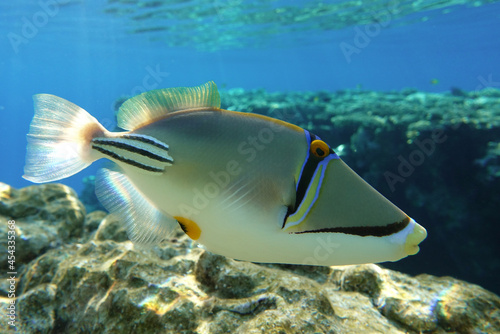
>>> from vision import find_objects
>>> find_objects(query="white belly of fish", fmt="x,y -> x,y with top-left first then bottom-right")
196,202 -> 416,266
123,165 -> 415,266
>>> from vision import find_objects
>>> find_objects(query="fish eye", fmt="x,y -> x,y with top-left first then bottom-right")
310,140 -> 330,158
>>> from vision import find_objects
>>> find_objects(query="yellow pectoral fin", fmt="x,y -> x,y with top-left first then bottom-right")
175,216 -> 202,240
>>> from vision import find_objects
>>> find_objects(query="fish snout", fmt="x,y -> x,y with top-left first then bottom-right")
404,219 -> 427,255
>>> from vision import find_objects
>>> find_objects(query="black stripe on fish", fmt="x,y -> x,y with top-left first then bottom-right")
92,145 -> 164,173
285,132 -> 334,224
92,139 -> 173,164
121,134 -> 170,151
293,151 -> 322,212
293,217 -> 410,237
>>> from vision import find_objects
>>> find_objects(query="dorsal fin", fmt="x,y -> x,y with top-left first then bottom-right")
117,81 -> 221,131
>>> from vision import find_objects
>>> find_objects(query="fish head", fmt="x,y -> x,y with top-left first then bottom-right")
283,133 -> 427,262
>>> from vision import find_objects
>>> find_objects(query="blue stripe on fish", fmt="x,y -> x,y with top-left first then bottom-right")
292,131 -> 338,214
283,130 -> 339,230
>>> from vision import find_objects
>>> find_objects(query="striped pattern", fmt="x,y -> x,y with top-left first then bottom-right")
284,131 -> 339,229
285,155 -> 335,230
91,134 -> 173,173
294,217 -> 410,237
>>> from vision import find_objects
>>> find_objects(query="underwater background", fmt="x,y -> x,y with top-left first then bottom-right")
1,0 -> 500,326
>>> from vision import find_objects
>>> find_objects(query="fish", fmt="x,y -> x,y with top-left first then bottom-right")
23,81 -> 427,266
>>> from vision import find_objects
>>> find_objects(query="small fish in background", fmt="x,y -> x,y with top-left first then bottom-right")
23,82 -> 426,266
430,78 -> 440,85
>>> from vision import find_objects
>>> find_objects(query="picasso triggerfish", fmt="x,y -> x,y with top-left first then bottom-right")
23,81 -> 426,266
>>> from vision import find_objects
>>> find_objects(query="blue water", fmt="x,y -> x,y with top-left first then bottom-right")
1,1 -> 499,192
1,1 -> 500,298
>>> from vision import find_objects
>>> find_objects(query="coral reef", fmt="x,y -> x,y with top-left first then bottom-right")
1,182 -> 500,333
0,183 -> 85,268
78,86 -> 500,295
218,86 -> 500,294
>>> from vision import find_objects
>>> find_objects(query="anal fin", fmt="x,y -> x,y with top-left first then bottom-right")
95,168 -> 178,245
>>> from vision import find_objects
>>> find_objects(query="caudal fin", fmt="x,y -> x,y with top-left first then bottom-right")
23,94 -> 105,183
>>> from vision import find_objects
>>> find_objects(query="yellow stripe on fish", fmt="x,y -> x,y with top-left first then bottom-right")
23,81 -> 427,266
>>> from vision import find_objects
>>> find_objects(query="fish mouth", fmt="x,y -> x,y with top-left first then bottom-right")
404,219 -> 427,255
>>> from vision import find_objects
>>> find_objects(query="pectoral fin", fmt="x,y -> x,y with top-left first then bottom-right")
95,168 -> 178,245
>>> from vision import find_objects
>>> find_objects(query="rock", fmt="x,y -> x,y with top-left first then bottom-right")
1,182 -> 499,333
476,141 -> 500,180
450,86 -> 468,97
93,213 -> 129,242
0,183 -> 86,273
83,210 -> 107,237
17,284 -> 57,334
80,175 -> 106,213
195,252 -> 259,299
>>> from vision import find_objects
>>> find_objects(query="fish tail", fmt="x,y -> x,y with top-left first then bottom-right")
23,94 -> 107,183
